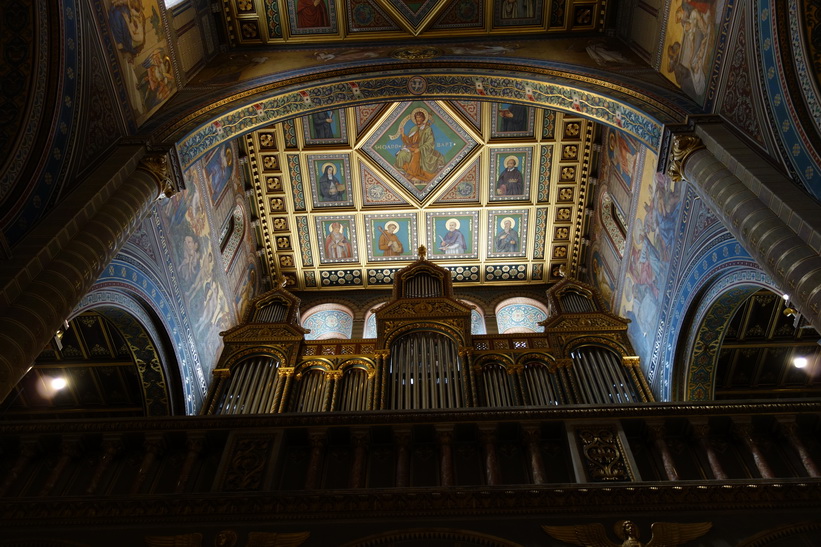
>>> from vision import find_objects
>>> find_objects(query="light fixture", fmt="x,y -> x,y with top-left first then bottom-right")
50,377 -> 68,390
793,357 -> 808,369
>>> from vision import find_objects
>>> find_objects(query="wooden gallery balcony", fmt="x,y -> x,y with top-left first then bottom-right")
1,401 -> 820,524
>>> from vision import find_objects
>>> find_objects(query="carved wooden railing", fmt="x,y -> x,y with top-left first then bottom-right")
2,402 -> 819,504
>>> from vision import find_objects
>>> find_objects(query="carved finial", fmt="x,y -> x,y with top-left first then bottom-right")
557,264 -> 567,278
667,134 -> 705,182
418,245 -> 427,260
275,272 -> 288,289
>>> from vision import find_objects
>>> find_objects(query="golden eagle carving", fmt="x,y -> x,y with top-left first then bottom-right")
543,520 -> 711,547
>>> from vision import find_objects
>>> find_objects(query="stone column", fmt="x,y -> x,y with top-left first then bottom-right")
478,424 -> 500,486
668,127 -> 821,333
0,146 -> 180,401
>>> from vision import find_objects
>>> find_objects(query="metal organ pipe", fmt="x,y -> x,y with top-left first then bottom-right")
405,273 -> 441,298
218,357 -> 280,415
254,302 -> 287,323
570,347 -> 639,405
389,331 -> 461,410
560,291 -> 595,313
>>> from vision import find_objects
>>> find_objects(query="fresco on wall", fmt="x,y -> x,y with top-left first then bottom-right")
103,0 -> 177,126
661,0 -> 728,103
202,143 -> 237,204
159,168 -> 233,374
619,168 -> 685,362
604,128 -> 641,189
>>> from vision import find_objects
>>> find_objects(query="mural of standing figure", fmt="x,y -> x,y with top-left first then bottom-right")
439,219 -> 467,254
495,218 -> 520,252
378,222 -> 404,256
496,156 -> 524,196
296,0 -> 329,28
325,222 -> 353,259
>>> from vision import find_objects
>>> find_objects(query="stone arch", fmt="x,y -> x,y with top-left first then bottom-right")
163,63 -> 686,171
673,267 -> 779,401
73,294 -> 181,417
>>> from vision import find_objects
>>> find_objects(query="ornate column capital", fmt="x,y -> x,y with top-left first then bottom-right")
667,134 -> 705,182
137,148 -> 183,199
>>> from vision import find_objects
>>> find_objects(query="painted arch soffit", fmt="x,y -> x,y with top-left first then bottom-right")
170,67 -> 679,170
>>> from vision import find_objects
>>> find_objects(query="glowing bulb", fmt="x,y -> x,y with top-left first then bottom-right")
50,377 -> 67,390
793,357 -> 808,369
782,294 -> 790,301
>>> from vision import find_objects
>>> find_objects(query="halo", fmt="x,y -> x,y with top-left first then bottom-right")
445,218 -> 461,230
320,162 -> 336,176
608,131 -> 617,151
632,217 -> 644,244
328,221 -> 342,233
223,146 -> 233,166
384,221 -> 400,234
500,217 -> 516,229
503,155 -> 519,167
410,107 -> 429,123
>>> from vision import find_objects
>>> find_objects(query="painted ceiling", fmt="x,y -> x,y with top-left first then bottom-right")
221,0 -> 607,46
244,100 -> 594,290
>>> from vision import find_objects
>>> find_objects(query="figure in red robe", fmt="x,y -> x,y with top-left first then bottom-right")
296,0 -> 329,28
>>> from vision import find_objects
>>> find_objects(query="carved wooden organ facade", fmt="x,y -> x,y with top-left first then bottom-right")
203,257 -> 654,415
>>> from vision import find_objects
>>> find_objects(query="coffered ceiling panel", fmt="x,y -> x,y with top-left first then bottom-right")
222,0 -> 608,44
244,100 -> 594,291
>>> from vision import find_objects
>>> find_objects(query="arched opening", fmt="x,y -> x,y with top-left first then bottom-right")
302,304 -> 354,340
0,309 -> 177,419
495,298 -> 548,334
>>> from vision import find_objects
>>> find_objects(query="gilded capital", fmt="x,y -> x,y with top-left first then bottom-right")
138,150 -> 180,199
667,134 -> 705,182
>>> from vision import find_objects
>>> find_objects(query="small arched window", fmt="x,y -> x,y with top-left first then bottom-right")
600,191 -> 626,257
301,304 -> 354,340
495,298 -> 548,334
219,205 -> 245,270
460,299 -> 487,335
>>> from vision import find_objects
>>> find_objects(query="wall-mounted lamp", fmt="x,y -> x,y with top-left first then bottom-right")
782,294 -> 802,328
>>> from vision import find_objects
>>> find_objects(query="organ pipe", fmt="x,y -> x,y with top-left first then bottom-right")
254,302 -> 287,322
405,273 -> 441,298
217,357 -> 281,415
559,290 -> 595,312
570,347 -> 640,405
389,331 -> 462,410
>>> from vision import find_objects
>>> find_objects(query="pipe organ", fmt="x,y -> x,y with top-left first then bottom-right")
216,356 -> 281,414
389,331 -> 463,410
203,253 -> 654,415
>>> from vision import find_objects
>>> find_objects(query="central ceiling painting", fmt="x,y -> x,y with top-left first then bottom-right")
362,101 -> 479,203
244,100 -> 593,291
